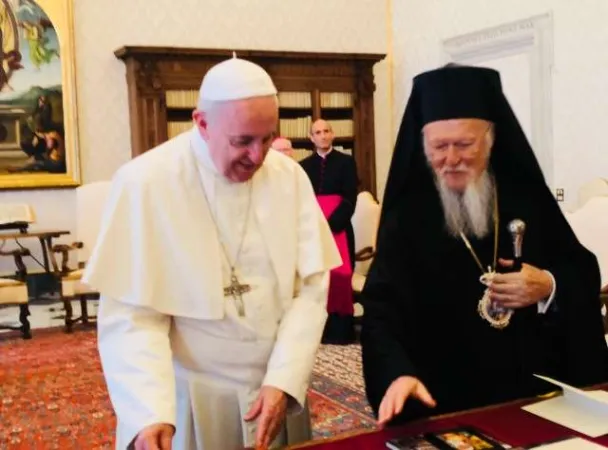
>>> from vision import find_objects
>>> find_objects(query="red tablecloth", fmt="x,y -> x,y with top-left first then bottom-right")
290,386 -> 608,449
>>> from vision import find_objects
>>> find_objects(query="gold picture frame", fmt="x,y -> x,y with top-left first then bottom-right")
0,0 -> 80,189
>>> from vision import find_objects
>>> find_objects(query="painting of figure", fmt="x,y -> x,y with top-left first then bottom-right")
0,0 -> 78,188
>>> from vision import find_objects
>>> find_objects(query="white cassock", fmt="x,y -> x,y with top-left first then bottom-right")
83,128 -> 341,449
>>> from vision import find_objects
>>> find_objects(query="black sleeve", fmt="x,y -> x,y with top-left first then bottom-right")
539,190 -> 608,386
327,156 -> 358,232
360,207 -> 417,416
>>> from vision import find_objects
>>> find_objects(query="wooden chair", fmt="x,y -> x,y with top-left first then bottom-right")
0,247 -> 32,339
52,181 -> 111,332
350,191 -> 381,319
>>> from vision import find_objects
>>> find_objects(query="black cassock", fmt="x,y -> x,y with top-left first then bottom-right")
300,150 -> 358,257
300,149 -> 358,343
361,178 -> 608,422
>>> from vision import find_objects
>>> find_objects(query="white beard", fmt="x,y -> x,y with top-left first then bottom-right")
436,170 -> 495,240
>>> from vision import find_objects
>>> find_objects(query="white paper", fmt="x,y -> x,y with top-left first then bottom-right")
531,437 -> 607,449
522,375 -> 608,438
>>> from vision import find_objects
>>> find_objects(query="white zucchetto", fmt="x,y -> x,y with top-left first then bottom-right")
198,54 -> 277,103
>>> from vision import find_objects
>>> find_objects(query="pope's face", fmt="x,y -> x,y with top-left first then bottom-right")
195,96 -> 278,183
423,118 -> 492,193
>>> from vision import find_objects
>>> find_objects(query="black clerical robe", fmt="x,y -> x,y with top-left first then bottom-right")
361,180 -> 608,423
300,149 -> 359,344
300,149 -> 358,263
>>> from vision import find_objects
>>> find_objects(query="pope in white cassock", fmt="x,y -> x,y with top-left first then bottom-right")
83,56 -> 341,450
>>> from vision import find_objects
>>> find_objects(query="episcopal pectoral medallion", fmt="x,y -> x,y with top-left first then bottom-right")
477,271 -> 512,329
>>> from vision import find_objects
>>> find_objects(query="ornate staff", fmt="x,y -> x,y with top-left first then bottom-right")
508,219 -> 526,272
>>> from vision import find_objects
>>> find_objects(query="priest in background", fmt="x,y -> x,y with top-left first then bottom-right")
300,119 -> 359,345
361,64 -> 608,426
271,136 -> 294,158
84,57 -> 341,450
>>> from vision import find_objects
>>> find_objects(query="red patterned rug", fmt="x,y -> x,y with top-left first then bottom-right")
0,328 -> 375,449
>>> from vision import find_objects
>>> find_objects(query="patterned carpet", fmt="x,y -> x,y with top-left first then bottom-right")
310,343 -> 376,438
0,328 -> 376,449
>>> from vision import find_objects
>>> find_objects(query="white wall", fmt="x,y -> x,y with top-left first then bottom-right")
0,0 -> 390,274
391,0 -> 608,210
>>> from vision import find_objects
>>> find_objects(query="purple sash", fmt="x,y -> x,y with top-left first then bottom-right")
316,194 -> 354,315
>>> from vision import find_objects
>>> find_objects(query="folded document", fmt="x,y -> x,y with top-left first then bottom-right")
522,375 -> 608,438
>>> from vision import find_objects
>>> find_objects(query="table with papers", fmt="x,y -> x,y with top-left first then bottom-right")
284,379 -> 608,449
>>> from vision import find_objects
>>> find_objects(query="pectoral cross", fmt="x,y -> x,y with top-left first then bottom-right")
223,270 -> 251,316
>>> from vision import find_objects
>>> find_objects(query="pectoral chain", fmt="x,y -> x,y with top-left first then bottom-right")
459,187 -> 513,329
197,169 -> 253,317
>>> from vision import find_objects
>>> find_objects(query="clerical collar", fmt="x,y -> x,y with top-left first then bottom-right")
316,147 -> 333,158
190,126 -> 219,175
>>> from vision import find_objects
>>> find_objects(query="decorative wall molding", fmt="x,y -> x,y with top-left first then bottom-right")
443,14 -> 555,188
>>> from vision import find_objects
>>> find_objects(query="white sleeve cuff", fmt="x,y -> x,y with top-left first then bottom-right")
262,272 -> 329,412
538,270 -> 556,314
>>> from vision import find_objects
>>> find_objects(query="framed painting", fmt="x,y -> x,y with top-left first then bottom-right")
0,0 -> 79,189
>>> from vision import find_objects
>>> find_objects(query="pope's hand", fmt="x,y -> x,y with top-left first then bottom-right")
377,376 -> 436,427
133,423 -> 174,450
489,258 -> 554,308
244,385 -> 288,450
